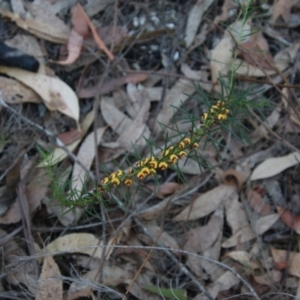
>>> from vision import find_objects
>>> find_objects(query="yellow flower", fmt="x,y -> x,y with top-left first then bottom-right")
137,171 -> 145,180
216,101 -> 222,107
178,141 -> 185,149
178,151 -> 187,158
183,138 -> 191,145
124,179 -> 133,186
149,159 -> 158,169
102,177 -> 110,184
116,169 -> 123,176
192,142 -> 199,149
212,105 -> 218,110
141,167 -> 150,175
111,177 -> 120,186
202,113 -> 208,120
169,154 -> 178,164
159,162 -> 168,170
109,172 -> 116,180
217,114 -> 227,120
142,158 -> 150,165
149,168 -> 156,174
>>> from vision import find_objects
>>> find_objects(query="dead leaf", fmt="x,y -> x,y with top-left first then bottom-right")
71,3 -> 89,37
223,169 -> 246,191
145,223 -> 179,250
246,189 -> 272,215
45,233 -> 118,259
0,76 -> 41,104
276,206 -> 300,234
71,127 -> 106,193
173,184 -> 237,221
0,7 -> 69,44
227,251 -> 252,267
77,73 -> 148,98
222,214 -> 279,248
154,64 -> 210,134
76,3 -> 114,60
35,256 -> 63,300
272,0 -> 298,23
146,182 -> 180,197
194,271 -> 239,300
235,41 -> 300,77
213,0 -> 238,24
38,110 -> 94,167
0,67 -> 79,123
184,0 -> 214,47
271,248 -> 300,278
251,152 -> 300,181
58,128 -> 82,146
222,225 -> 255,248
225,193 -> 249,234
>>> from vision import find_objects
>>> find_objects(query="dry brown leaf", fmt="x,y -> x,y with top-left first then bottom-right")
146,182 -> 180,197
145,223 -> 179,250
235,42 -> 300,77
71,3 -> 89,37
68,263 -> 133,300
45,233 -> 118,259
173,184 -> 237,221
239,32 -> 275,70
276,205 -> 300,234
251,152 -> 300,181
154,64 -> 209,134
227,251 -> 251,267
38,110 -> 94,167
253,270 -> 282,286
222,169 -> 246,191
58,128 -> 82,146
76,3 -> 114,60
271,248 -> 300,278
0,7 -> 69,44
101,97 -> 150,151
213,0 -> 237,24
78,73 -> 148,98
225,194 -> 249,234
184,209 -> 223,254
272,0 -> 298,23
222,225 -> 255,248
222,214 -> 279,248
0,76 -> 41,104
184,0 -> 214,47
194,271 -> 239,300
35,256 -> 63,300
71,127 -> 106,193
246,189 -> 272,215
0,67 -> 79,122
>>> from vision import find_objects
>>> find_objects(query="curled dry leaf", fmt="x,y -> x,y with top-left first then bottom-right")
71,127 -> 107,193
0,67 -> 79,123
251,152 -> 300,181
35,256 -> 63,300
173,184 -> 237,221
276,205 -> 300,234
271,247 -> 300,278
223,168 -> 246,191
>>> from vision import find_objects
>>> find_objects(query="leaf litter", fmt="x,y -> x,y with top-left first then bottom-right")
1,0 -> 300,299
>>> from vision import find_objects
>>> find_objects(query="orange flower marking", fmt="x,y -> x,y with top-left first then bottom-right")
178,151 -> 187,159
124,179 -> 133,186
169,154 -> 178,164
111,177 -> 120,186
183,138 -> 191,145
192,142 -> 199,149
159,162 -> 168,170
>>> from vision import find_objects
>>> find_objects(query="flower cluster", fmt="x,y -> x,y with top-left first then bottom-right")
97,101 -> 230,194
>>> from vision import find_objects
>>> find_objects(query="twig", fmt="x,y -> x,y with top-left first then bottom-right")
0,94 -> 96,183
